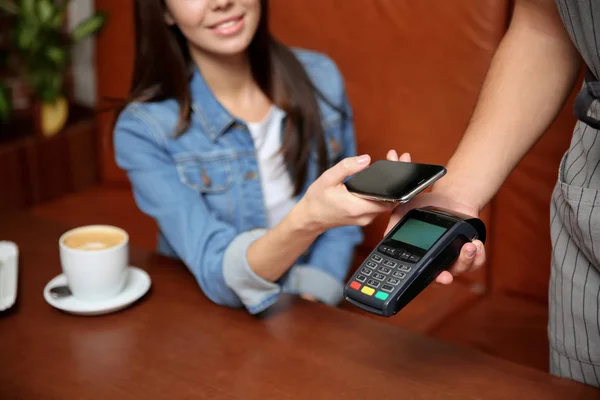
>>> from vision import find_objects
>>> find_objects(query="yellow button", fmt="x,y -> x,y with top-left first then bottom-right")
361,286 -> 375,296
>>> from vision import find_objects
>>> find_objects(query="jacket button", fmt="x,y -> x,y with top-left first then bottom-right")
201,168 -> 212,187
244,171 -> 257,180
329,137 -> 340,154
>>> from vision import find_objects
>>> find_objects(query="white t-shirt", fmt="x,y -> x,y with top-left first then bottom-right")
246,106 -> 296,229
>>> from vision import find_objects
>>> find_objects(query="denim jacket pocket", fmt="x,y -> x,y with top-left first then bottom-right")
175,153 -> 234,193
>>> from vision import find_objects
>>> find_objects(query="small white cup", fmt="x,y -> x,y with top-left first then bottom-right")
59,225 -> 129,302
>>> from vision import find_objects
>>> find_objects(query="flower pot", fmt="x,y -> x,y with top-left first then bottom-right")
34,96 -> 69,138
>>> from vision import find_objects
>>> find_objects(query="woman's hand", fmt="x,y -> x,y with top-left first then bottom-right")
248,154 -> 397,284
384,150 -> 486,285
297,154 -> 399,233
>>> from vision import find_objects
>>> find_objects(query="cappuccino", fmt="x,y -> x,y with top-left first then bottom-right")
63,227 -> 126,251
59,225 -> 129,301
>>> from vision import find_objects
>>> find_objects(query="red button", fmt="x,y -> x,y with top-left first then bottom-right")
350,281 -> 361,290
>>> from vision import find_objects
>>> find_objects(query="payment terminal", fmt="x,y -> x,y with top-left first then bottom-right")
344,206 -> 486,317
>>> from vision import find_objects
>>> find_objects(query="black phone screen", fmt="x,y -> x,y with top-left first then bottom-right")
343,160 -> 446,200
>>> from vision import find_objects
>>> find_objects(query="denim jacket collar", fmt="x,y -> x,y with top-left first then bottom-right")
190,66 -> 236,142
190,66 -> 290,142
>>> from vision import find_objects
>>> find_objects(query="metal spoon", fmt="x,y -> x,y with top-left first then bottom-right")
49,285 -> 72,299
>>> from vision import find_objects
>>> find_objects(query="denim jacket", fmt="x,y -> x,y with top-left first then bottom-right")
114,49 -> 363,314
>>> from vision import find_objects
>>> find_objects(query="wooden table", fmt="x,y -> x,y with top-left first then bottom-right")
1,213 -> 598,399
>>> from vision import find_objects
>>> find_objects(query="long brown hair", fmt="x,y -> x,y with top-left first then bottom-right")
130,0 -> 343,195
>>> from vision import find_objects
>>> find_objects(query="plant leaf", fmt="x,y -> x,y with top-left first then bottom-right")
20,0 -> 35,18
29,65 -> 64,103
0,82 -> 12,122
0,0 -> 19,15
37,0 -> 54,24
52,73 -> 64,97
46,46 -> 67,66
51,4 -> 68,28
16,20 -> 37,50
71,12 -> 107,41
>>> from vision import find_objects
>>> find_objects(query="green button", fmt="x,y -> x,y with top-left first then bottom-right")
375,291 -> 389,300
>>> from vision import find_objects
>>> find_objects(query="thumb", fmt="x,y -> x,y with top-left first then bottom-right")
320,154 -> 371,186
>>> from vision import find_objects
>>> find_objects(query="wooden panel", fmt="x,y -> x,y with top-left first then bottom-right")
32,133 -> 72,203
65,120 -> 100,191
0,144 -> 32,211
30,119 -> 98,204
0,113 -> 98,213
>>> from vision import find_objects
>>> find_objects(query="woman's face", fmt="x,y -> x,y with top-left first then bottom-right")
164,0 -> 261,57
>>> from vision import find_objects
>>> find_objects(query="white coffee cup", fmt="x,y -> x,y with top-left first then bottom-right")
59,225 -> 129,302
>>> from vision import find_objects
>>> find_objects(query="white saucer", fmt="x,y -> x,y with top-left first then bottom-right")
43,267 -> 151,316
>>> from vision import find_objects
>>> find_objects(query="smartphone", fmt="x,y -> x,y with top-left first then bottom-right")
344,160 -> 446,203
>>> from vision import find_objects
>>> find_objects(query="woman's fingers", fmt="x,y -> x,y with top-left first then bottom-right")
387,149 -> 399,161
386,150 -> 411,163
346,193 -> 396,214
323,151 -> 411,188
320,155 -> 371,186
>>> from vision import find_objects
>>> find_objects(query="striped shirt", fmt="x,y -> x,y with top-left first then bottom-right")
549,0 -> 600,387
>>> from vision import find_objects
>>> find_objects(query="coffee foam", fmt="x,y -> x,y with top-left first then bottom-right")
63,227 -> 126,251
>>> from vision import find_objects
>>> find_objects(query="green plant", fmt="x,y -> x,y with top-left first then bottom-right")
0,81 -> 10,122
0,0 -> 106,105
0,12 -> 13,122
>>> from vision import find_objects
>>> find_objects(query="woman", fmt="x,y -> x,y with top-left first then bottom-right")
114,0 -> 398,314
